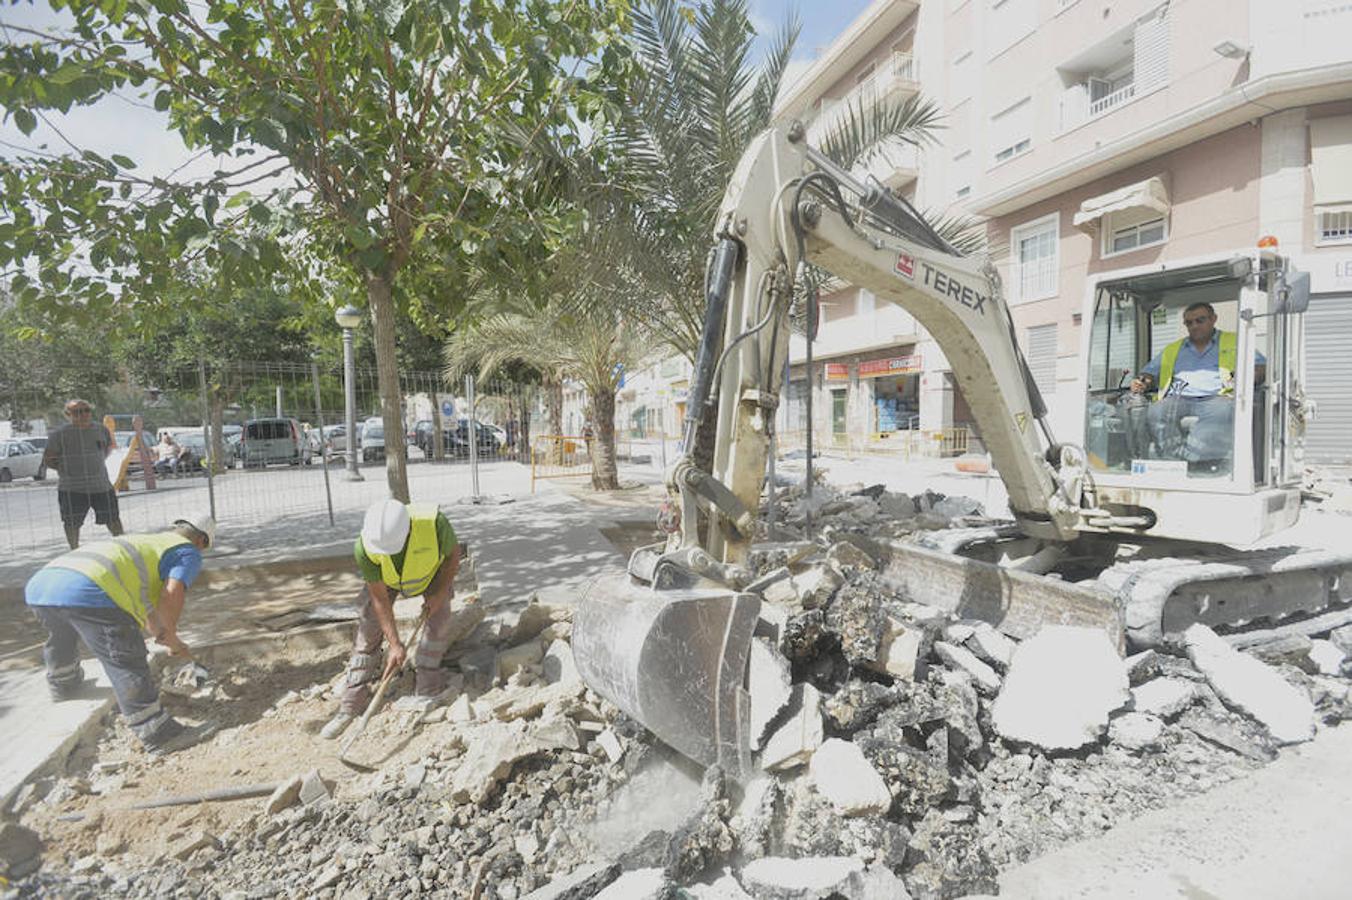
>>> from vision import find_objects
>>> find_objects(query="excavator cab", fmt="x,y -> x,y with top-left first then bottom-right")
1080,252 -> 1311,544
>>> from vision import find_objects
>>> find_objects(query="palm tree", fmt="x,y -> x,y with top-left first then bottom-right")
607,0 -> 954,364
443,303 -> 651,491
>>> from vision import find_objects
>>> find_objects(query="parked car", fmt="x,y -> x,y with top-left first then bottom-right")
449,419 -> 502,458
25,435 -> 48,453
239,417 -> 310,467
360,417 -> 385,463
0,439 -> 45,482
113,429 -> 159,480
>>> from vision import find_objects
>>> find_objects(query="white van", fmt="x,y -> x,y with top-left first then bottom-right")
239,417 -> 309,467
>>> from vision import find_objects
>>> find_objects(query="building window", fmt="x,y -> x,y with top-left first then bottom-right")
1318,211 -> 1352,245
1103,208 -> 1167,256
1009,213 -> 1058,302
956,186 -> 971,199
991,98 -> 1032,165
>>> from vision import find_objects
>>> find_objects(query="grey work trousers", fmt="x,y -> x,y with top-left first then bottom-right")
339,585 -> 455,714
31,605 -> 175,744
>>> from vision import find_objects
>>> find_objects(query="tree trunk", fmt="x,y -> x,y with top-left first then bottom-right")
546,378 -> 564,465
591,388 -> 620,491
430,393 -> 445,461
367,272 -> 410,502
209,391 -> 227,474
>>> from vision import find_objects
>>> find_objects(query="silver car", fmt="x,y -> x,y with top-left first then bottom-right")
0,439 -> 46,482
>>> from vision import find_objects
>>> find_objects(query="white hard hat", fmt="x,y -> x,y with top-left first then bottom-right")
362,498 -> 410,555
175,510 -> 217,548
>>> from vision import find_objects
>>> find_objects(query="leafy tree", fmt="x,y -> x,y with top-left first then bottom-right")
1,0 -> 631,501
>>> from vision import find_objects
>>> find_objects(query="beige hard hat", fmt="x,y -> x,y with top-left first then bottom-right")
362,498 -> 410,555
175,510 -> 217,547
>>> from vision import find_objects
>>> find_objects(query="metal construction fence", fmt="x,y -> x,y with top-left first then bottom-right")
0,359 -> 542,559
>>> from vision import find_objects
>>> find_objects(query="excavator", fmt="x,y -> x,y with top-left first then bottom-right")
573,122 -> 1352,777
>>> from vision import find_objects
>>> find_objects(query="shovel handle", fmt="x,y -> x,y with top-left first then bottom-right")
339,610 -> 427,756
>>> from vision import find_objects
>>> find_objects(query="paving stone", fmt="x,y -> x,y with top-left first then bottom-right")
808,739 -> 890,817
992,625 -> 1128,751
1131,677 -> 1198,719
871,616 -> 928,681
740,855 -> 864,899
497,641 -> 545,680
596,728 -> 624,763
934,641 -> 1001,695
761,683 -> 824,772
1185,624 -> 1315,744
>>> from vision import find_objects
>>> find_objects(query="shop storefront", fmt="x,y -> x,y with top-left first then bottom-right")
859,353 -> 922,434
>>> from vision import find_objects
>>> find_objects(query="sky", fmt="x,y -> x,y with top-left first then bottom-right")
0,1 -> 876,181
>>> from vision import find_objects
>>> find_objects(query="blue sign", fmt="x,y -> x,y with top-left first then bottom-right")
613,362 -> 625,388
441,401 -> 455,418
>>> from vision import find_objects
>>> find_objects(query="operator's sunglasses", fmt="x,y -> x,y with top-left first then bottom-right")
1183,316 -> 1211,326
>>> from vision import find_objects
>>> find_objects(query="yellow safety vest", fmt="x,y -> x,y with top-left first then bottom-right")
46,532 -> 192,627
1157,330 -> 1237,399
368,503 -> 442,596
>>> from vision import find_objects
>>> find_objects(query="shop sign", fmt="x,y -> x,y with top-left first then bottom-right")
825,363 -> 850,381
858,354 -> 923,378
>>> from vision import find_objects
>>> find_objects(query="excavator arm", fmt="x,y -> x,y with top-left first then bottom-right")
684,125 -> 1083,572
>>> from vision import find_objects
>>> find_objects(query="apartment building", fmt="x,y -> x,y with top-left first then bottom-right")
773,0 -> 1352,463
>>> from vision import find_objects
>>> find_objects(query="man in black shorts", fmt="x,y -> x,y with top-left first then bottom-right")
43,398 -> 124,549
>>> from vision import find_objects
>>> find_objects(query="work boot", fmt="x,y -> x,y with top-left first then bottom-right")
49,671 -> 87,702
319,710 -> 355,740
143,720 -> 216,757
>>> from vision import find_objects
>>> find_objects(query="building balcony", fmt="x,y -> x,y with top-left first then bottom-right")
858,139 -> 920,190
1088,80 -> 1137,118
805,51 -> 918,146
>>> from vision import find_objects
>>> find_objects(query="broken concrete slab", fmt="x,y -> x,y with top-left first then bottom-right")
264,774 -> 303,815
808,739 -> 890,817
596,728 -> 624,763
1308,639 -> 1345,676
1124,649 -> 1161,685
827,541 -> 877,573
761,683 -> 825,772
965,623 -> 1015,671
1179,710 -> 1277,762
749,639 -> 794,751
739,855 -> 865,899
1131,678 -> 1199,720
521,861 -> 621,899
1328,623 -> 1352,656
497,640 -> 545,681
1246,633 -> 1318,673
593,867 -> 668,899
168,829 -> 216,861
1184,625 -> 1315,745
934,641 -> 1001,695
792,566 -> 844,609
298,769 -> 331,807
872,617 -> 928,681
542,639 -> 582,686
1109,712 -> 1164,752
0,821 -> 42,878
992,625 -> 1128,750
449,720 -> 553,804
684,870 -> 754,899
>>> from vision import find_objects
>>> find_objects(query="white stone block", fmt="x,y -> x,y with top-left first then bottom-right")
1131,677 -> 1198,719
992,625 -> 1128,751
761,684 -> 824,772
809,739 -> 890,817
749,638 -> 794,751
934,641 -> 1001,694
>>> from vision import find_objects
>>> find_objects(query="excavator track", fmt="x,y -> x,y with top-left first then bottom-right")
1095,546 -> 1352,649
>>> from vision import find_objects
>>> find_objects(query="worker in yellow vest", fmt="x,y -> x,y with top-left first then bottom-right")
1130,301 -> 1266,466
320,498 -> 462,740
24,512 -> 217,755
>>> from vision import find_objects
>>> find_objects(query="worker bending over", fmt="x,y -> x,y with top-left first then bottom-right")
24,512 -> 217,756
321,498 -> 462,739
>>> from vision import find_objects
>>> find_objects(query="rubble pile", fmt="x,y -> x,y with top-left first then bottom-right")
12,480 -> 1352,899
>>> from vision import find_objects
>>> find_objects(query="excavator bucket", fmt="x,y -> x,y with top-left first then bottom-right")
573,573 -> 761,779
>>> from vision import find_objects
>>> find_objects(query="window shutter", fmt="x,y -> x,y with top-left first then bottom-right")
1133,6 -> 1169,92
1025,324 -> 1059,396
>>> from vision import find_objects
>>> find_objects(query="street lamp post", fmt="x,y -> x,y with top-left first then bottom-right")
335,305 -> 364,482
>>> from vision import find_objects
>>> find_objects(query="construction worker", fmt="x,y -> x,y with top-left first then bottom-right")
320,498 -> 462,739
24,512 -> 217,755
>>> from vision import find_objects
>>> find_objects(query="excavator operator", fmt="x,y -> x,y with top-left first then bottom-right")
1129,301 -> 1266,467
